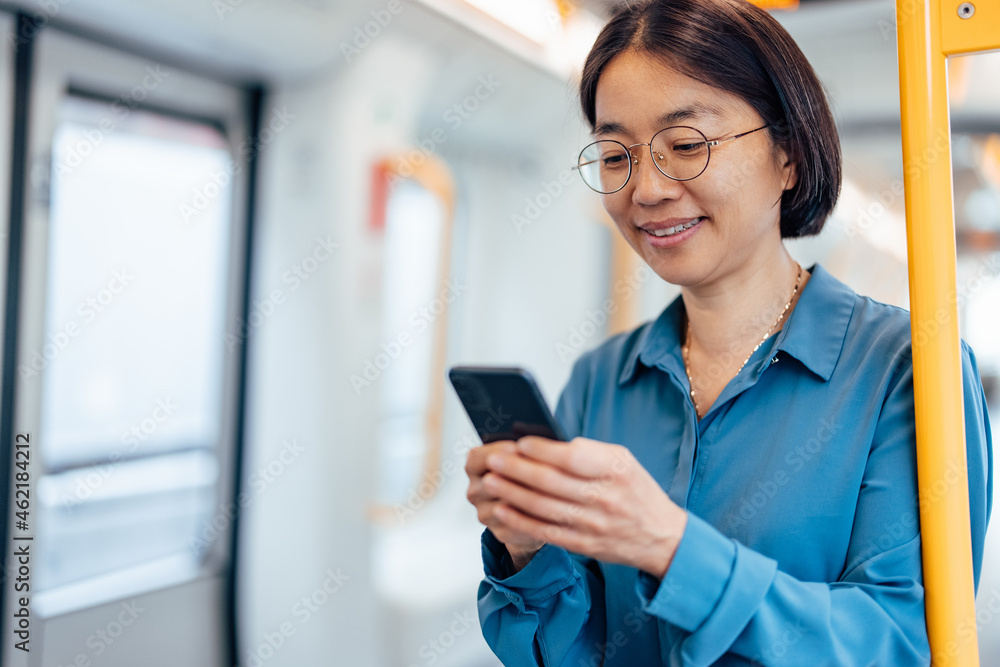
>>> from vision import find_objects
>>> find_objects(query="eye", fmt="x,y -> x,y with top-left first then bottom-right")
672,141 -> 707,156
602,152 -> 629,168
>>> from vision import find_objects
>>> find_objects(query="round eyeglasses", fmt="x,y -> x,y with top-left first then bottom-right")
573,125 -> 769,194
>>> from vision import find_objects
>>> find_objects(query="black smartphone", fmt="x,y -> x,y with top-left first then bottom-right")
448,366 -> 567,443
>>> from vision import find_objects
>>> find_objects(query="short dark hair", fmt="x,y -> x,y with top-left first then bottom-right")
579,0 -> 841,238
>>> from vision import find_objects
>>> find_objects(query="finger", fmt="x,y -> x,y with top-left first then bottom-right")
466,476 -> 498,506
485,449 -> 589,503
475,498 -> 506,527
465,441 -> 518,478
482,471 -> 583,527
476,500 -> 545,550
517,436 -> 636,479
493,503 -> 585,551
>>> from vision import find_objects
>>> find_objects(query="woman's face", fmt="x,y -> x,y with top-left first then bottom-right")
593,50 -> 796,288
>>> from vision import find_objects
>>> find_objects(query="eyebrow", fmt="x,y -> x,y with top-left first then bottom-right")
594,103 -> 725,137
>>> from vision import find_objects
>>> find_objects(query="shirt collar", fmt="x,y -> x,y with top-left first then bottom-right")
617,263 -> 855,386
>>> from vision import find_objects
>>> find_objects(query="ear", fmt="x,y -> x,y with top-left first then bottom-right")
782,160 -> 798,191
777,145 -> 798,191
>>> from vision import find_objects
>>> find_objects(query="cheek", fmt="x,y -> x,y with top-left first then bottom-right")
721,154 -> 767,194
708,154 -> 783,210
601,194 -> 630,229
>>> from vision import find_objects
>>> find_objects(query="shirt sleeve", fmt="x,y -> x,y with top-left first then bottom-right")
634,343 -> 992,667
961,341 -> 993,589
477,356 -> 610,666
478,528 -> 606,666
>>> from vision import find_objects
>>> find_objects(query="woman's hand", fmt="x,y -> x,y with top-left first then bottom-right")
467,436 -> 688,578
465,441 -> 548,570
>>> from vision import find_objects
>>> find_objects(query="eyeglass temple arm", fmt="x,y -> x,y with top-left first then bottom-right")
705,125 -> 768,148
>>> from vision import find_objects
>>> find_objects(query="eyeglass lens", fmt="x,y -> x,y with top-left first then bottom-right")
577,126 -> 710,193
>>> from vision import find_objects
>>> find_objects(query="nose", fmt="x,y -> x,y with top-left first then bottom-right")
629,146 -> 685,206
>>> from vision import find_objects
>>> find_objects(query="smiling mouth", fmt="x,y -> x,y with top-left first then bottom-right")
645,217 -> 704,237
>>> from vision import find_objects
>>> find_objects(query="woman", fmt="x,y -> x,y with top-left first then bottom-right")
464,0 -> 993,665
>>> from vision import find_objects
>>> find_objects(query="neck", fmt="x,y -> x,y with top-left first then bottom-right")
681,250 -> 806,362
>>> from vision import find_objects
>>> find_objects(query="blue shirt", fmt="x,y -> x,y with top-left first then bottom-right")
477,264 -> 993,666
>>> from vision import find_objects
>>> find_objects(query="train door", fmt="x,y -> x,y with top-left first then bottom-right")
1,19 -> 255,667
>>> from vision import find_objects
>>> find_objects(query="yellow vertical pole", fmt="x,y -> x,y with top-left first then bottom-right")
896,0 -> 998,663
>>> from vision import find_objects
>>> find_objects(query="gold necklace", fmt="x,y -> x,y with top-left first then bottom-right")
682,263 -> 803,419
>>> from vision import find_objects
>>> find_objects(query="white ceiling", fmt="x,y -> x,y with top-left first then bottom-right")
3,0 -> 995,122
3,0 -> 387,83
0,0 -> 893,85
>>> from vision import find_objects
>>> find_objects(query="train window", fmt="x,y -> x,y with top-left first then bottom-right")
376,179 -> 446,502
33,94 -> 233,611
371,158 -> 455,511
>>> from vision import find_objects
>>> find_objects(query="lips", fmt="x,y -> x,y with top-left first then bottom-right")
641,217 -> 705,237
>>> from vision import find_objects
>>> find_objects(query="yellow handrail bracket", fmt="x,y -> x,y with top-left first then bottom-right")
940,0 -> 1000,56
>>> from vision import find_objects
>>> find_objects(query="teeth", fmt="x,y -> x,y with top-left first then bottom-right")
650,218 -> 701,237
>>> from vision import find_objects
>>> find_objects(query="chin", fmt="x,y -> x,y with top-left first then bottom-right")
634,254 -> 702,288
